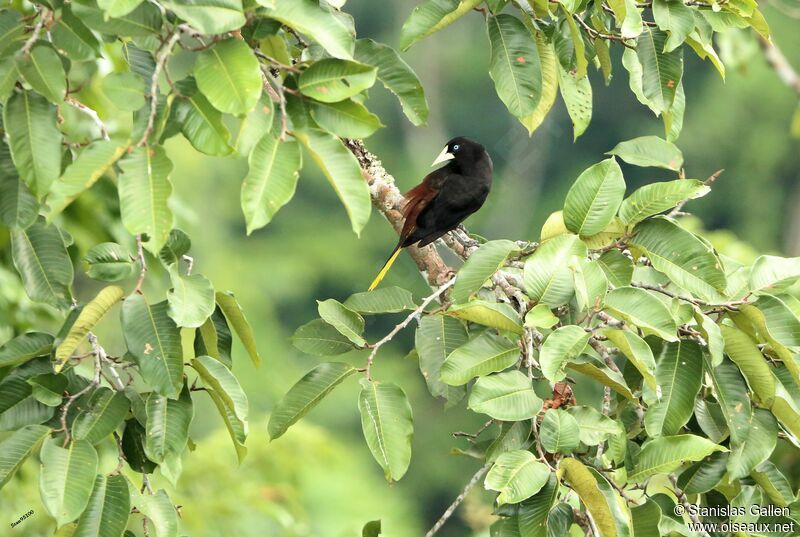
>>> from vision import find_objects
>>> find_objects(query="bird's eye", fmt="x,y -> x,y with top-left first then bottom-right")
452,144 -> 460,151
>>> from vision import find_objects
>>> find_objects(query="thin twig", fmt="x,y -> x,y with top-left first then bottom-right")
133,235 -> 147,294
20,8 -> 49,57
670,474 -> 711,537
424,464 -> 490,537
759,35 -> 800,96
668,170 -> 723,217
65,97 -> 109,140
573,14 -> 636,50
137,30 -> 182,147
56,352 -> 102,446
629,281 -> 748,310
365,278 -> 456,379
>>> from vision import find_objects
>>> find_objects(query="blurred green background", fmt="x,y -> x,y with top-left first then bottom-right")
2,2 -> 799,535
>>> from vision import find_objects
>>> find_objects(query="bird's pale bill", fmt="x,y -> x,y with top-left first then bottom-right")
431,145 -> 455,167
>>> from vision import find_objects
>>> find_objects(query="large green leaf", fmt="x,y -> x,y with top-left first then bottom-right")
118,146 -> 174,254
0,332 -> 53,368
97,0 -> 144,18
354,38 -> 428,126
40,437 -> 99,527
134,488 -> 179,537
558,458 -> 617,537
358,379 -> 414,482
630,218 -> 727,300
55,286 -> 124,372
192,354 -> 248,430
727,407 -> 777,480
241,133 -> 301,234
120,295 -> 183,398
452,240 -> 519,303
73,474 -> 130,537
517,474 -> 558,536
720,324 -> 775,407
523,234 -> 587,307
749,255 -> 800,293
0,424 -> 49,489
72,0 -> 162,37
603,286 -> 677,341
0,146 -> 38,230
344,287 -> 416,314
161,0 -> 245,34
309,99 -> 383,139
751,460 -> 795,507
486,14 -> 542,119
3,90 -> 62,198
294,129 -> 371,236
485,450 -> 550,505
291,318 -> 356,356
72,387 -> 130,445
50,6 -> 102,62
540,408 -> 580,454
563,158 -> 625,236
652,0 -> 694,52
11,218 -> 74,308
539,325 -> 590,382
447,300 -> 523,334
415,314 -> 467,405
754,294 -> 800,350
103,72 -> 145,112
597,249 -> 634,288
298,58 -> 377,103
558,64 -> 592,141
441,332 -> 519,386
16,44 -> 66,104
636,27 -> 683,114
607,136 -> 684,171
521,32 -> 558,136
83,243 -> 136,282
194,39 -> 262,116
603,328 -> 656,389
144,386 -> 193,463
317,298 -> 365,346
172,79 -> 232,156
45,141 -> 128,222
628,434 -> 725,483
215,291 -> 262,367
235,95 -> 273,157
260,0 -> 355,59
643,340 -> 702,436
166,266 -> 215,328
568,359 -> 631,402
468,370 -> 542,421
268,362 -> 356,440
399,0 -> 483,51
677,451 -> 728,494
566,406 -> 619,446
618,179 -> 709,226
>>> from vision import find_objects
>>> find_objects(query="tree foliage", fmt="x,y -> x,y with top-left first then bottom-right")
0,0 -> 796,535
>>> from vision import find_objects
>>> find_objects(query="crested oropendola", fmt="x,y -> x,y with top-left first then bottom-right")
369,137 -> 493,290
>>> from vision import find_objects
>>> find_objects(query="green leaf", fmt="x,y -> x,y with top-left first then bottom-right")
447,300 -> 523,334
603,328 -> 656,389
0,332 -> 53,368
517,474 -> 559,536
630,218 -> 727,300
630,499 -> 661,537
558,64 -> 592,141
0,145 -> 37,230
441,332 -> 520,386
144,386 -> 193,463
521,32 -> 559,136
194,307 -> 232,367
27,373 -> 66,406
97,0 -> 143,18
291,318 -> 355,356
539,325 -> 590,382
358,379 -> 414,482
749,256 -> 800,294
194,39 -> 262,116
16,44 -> 66,104
3,90 -> 62,198
298,58 -> 377,103
523,234 -> 587,307
121,295 -> 183,398
40,437 -> 99,527
597,249 -> 633,287
540,409 -> 580,454
606,136 -> 684,171
317,298 -> 365,346
118,146 -> 174,254
677,451 -> 728,494
399,0 -> 483,51
72,0 -> 162,37
73,474 -> 130,537
652,0 -> 694,53
453,240 -> 519,303
204,387 -> 247,463
45,140 -> 128,222
102,72 -> 145,112
0,11 -> 24,57
566,406 -> 619,446
485,450 -> 550,505
134,489 -> 178,537
344,287 -> 416,314
241,133 -> 302,234
628,434 -> 725,483
55,286 -> 124,372
563,158 -> 625,237
558,458 -> 617,537
294,129 -> 371,236
215,291 -> 262,367
726,407 -> 777,480
354,38 -> 428,126
161,0 -> 245,34
268,362 -> 356,440
0,424 -> 49,489
235,96 -> 273,157
157,229 -> 190,268
193,355 -> 248,426
0,366 -> 56,430
83,243 -> 136,282
562,8 -> 587,79
643,340 -> 703,436
11,218 -> 74,308
618,179 -> 709,226
260,0 -> 355,60
171,86 -> 232,156
120,418 -> 155,473
309,99 -> 383,139
636,27 -> 683,114
524,304 -> 559,329
569,355 -> 634,399
487,14 -> 542,119
751,460 -> 794,507
166,266 -> 215,328
50,6 -> 102,62
72,387 -> 130,444
603,286 -> 678,341
415,314 -> 467,405
468,370 -> 543,421
572,258 -> 608,312
720,324 -> 775,407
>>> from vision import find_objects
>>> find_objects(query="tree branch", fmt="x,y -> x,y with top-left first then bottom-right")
137,30 -> 182,147
65,97 -> 109,141
759,36 -> 800,96
424,463 -> 490,537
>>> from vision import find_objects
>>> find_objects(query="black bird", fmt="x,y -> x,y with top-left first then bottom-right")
369,137 -> 493,290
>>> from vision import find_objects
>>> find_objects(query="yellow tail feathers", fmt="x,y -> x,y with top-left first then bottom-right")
369,247 -> 402,291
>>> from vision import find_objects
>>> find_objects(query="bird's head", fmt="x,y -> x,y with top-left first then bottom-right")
431,137 -> 489,169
